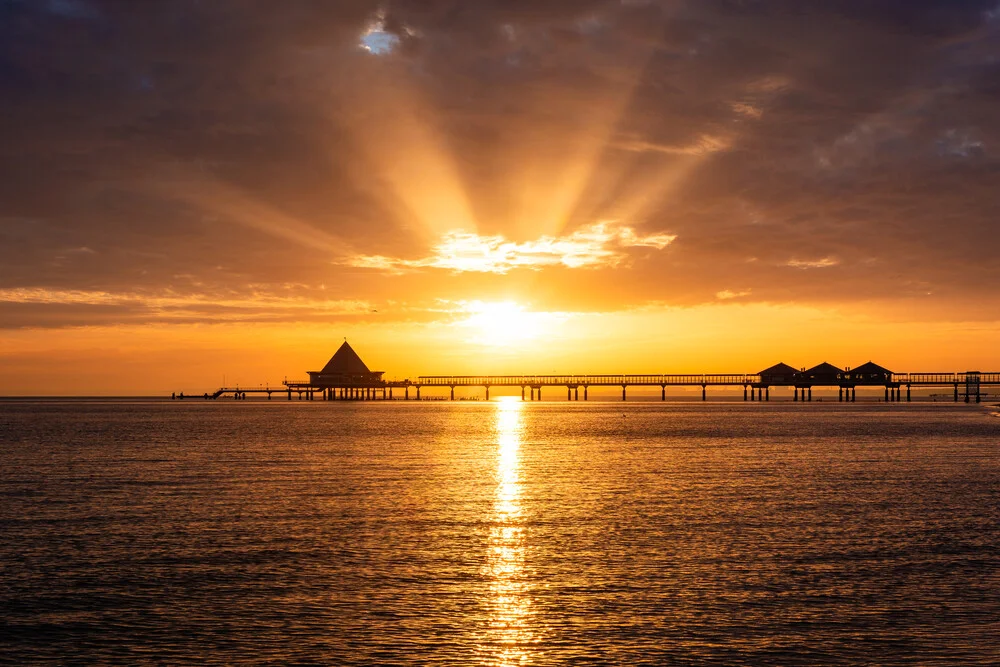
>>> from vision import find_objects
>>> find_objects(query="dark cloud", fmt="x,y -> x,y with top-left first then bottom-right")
1,0 -> 999,327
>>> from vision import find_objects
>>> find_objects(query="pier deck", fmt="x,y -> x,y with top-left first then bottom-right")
177,372 -> 999,403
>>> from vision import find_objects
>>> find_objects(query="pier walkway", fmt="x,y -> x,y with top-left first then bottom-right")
181,371 -> 999,403
172,342 -> 998,404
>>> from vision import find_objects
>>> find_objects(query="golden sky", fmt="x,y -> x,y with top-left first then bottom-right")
1,1 -> 999,394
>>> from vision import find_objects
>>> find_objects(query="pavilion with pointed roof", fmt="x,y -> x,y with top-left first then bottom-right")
307,341 -> 385,388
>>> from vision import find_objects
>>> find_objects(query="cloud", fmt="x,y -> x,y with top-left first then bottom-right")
0,0 -> 999,327
786,258 -> 840,270
0,288 -> 372,328
347,222 -> 676,274
614,134 -> 732,156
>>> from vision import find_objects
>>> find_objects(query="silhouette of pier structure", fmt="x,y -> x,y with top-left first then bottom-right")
177,342 -> 998,403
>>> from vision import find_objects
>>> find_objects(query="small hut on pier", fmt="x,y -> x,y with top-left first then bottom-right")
847,361 -> 893,385
758,362 -> 800,385
801,362 -> 846,385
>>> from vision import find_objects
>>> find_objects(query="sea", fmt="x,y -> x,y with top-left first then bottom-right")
1,399 -> 998,665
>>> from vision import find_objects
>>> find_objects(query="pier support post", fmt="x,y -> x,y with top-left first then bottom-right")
450,386 -> 455,401
766,387 -> 770,401
538,387 -> 542,401
486,386 -> 490,401
389,387 -> 392,400
906,385 -> 910,402
622,385 -> 627,401
530,387 -> 534,401
885,387 -> 889,402
954,384 -> 959,402
839,387 -> 843,402
662,385 -> 666,401
575,387 -> 579,401
701,385 -> 706,401
416,386 -> 421,400
794,387 -> 798,402
808,387 -> 812,402
521,386 -> 525,401
584,386 -> 588,401
568,386 -> 572,401
744,386 -> 748,401
851,387 -> 856,402
976,389 -> 981,404
404,386 -> 409,400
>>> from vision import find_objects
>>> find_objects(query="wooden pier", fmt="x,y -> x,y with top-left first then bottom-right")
178,371 -> 998,403
405,371 -> 998,403
172,342 -> 998,404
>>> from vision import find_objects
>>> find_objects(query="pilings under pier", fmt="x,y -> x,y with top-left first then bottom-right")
199,370 -> 996,404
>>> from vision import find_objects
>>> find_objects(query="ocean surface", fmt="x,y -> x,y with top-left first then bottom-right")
1,400 -> 998,665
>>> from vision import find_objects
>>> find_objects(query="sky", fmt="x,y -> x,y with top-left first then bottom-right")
1,0 -> 1000,394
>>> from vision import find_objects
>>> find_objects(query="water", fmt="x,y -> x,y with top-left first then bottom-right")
1,400 -> 998,665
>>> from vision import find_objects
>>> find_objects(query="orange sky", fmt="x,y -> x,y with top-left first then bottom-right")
1,2 -> 999,394
2,302 -> 998,395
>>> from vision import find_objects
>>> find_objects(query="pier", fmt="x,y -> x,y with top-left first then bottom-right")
175,343 -> 999,403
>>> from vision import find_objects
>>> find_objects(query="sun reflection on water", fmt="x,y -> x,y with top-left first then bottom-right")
483,397 -> 533,665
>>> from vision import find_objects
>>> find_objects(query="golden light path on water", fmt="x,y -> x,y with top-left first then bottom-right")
482,397 -> 533,665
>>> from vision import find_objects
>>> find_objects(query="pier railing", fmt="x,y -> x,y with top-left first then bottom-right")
415,372 -> 1000,387
416,374 -> 765,386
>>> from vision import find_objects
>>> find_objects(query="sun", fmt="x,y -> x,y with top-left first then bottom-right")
458,300 -> 559,347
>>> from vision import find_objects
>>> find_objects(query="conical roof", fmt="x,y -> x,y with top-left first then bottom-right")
759,362 -> 799,376
320,341 -> 371,375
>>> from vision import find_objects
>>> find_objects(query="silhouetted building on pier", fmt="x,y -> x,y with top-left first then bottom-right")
758,362 -> 799,385
802,362 -> 846,386
307,341 -> 385,388
847,361 -> 893,385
